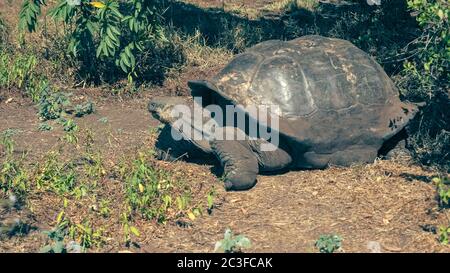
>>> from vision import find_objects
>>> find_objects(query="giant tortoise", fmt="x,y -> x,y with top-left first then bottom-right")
148,35 -> 418,191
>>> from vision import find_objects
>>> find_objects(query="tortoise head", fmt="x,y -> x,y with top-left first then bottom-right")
148,96 -> 190,125
148,96 -> 214,154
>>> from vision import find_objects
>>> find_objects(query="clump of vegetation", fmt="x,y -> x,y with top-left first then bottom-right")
214,228 -> 251,253
74,101 -> 95,117
0,50 -> 40,92
52,199 -> 106,251
97,199 -> 111,218
438,225 -> 450,245
38,85 -> 95,121
433,176 -> 450,208
0,45 -> 94,124
38,86 -> 72,120
120,208 -> 140,246
38,123 -> 53,131
118,150 -> 195,223
60,118 -> 79,144
19,0 -> 181,85
41,217 -> 102,252
315,234 -> 342,253
398,0 -> 449,169
170,30 -> 231,72
0,131 -> 29,203
40,227 -> 68,253
67,220 -> 106,249
206,189 -> 215,215
35,152 -> 77,195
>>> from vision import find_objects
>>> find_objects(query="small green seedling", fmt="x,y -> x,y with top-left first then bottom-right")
207,189 -> 215,214
59,118 -> 79,144
214,228 -> 251,253
74,101 -> 95,117
1,129 -> 21,154
40,227 -> 67,253
38,123 -> 53,131
98,117 -> 109,124
433,177 -> 450,207
315,234 -> 342,253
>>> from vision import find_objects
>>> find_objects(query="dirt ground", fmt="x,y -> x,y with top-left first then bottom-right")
0,0 -> 449,253
1,86 -> 449,253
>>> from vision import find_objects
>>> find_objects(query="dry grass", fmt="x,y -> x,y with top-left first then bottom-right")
171,31 -> 232,71
179,0 -> 321,18
264,0 -> 319,12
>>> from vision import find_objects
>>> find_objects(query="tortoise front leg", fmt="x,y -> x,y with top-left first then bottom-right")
211,127 -> 293,191
211,137 -> 259,191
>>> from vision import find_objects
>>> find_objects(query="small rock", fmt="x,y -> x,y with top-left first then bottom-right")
367,241 -> 382,253
66,241 -> 82,253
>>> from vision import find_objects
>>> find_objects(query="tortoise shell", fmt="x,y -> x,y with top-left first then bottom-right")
188,35 -> 417,155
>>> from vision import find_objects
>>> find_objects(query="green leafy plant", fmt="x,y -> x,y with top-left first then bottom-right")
98,199 -> 111,218
19,0 -> 167,83
398,0 -> 450,168
68,220 -> 105,249
38,123 -> 53,131
214,228 -> 251,253
19,0 -> 46,32
1,129 -> 17,155
74,101 -> 95,117
54,200 -> 105,250
84,152 -> 106,179
38,87 -> 71,121
315,234 -> 342,253
0,50 -> 39,91
35,152 -> 77,195
432,176 -> 450,207
119,151 -> 193,223
206,188 -> 215,214
0,46 -> 94,122
0,131 -> 28,201
60,118 -> 79,144
0,46 -> 57,106
438,225 -> 450,244
40,227 -> 67,253
119,207 -> 140,246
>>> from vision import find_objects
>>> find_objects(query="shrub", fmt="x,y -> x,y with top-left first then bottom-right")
397,0 -> 449,169
19,0 -> 173,84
